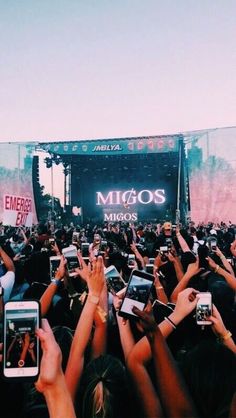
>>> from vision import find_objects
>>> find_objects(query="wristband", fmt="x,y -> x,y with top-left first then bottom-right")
51,278 -> 61,286
214,265 -> 220,273
88,294 -> 100,305
156,286 -> 164,290
218,330 -> 232,343
164,316 -> 177,330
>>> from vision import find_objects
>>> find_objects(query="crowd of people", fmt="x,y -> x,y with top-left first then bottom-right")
0,218 -> 236,418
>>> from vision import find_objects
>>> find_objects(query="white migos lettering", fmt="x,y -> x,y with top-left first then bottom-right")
96,189 -> 166,206
104,213 -> 138,222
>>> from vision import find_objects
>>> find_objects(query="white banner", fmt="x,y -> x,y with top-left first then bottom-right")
2,195 -> 33,227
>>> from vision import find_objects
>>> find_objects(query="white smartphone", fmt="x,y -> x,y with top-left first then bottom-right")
3,300 -> 40,380
104,265 -> 126,295
128,253 -> 136,268
49,255 -> 61,280
62,245 -> 80,276
196,292 -> 212,325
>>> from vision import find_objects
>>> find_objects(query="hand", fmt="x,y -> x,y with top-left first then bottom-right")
132,305 -> 157,335
186,257 -> 203,277
35,319 -> 63,394
74,251 -> 89,282
51,241 -> 60,255
87,256 -> 105,298
173,288 -> 199,321
167,251 -> 177,263
154,253 -> 168,270
207,304 -> 228,337
55,255 -> 67,280
206,256 -> 218,271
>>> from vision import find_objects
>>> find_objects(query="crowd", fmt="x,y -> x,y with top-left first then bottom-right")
0,218 -> 236,418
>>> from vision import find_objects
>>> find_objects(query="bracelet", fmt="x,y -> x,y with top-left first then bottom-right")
218,330 -> 232,343
220,255 -> 226,261
156,286 -> 164,290
214,264 -> 220,273
164,316 -> 177,330
51,278 -> 61,286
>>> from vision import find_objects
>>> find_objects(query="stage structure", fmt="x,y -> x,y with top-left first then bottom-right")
37,135 -> 190,224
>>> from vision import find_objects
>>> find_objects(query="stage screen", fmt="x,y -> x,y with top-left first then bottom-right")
71,153 -> 179,223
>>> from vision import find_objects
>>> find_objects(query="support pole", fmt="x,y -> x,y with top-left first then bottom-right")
176,139 -> 182,225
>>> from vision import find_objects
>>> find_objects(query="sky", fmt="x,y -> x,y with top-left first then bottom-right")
0,0 -> 236,143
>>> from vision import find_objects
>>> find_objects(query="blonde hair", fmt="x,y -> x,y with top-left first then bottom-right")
80,355 -> 127,418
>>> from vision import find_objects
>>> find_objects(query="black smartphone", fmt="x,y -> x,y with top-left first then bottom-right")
3,300 -> 41,381
118,269 -> 154,319
198,245 -> 209,269
81,243 -> 90,258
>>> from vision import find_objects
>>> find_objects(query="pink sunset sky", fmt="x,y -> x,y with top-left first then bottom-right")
0,1 -> 235,205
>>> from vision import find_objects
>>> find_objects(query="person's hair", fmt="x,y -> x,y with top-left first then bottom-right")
181,340 -> 236,418
78,354 -> 128,418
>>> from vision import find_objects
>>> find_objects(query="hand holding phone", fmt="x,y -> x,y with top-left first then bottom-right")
105,265 -> 126,295
118,269 -> 154,319
62,245 -> 80,276
3,300 -> 40,380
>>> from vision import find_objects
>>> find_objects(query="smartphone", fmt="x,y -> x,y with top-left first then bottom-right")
72,232 -> 80,244
145,264 -> 154,274
159,246 -> 168,262
196,292 -> 212,325
62,245 -> 80,276
49,237 -> 55,246
104,265 -> 126,295
3,300 -> 40,380
128,254 -> 136,268
118,269 -> 154,319
81,243 -> 90,258
49,255 -> 61,280
198,245 -> 209,269
210,239 -> 217,251
149,258 -> 155,265
165,238 -> 172,249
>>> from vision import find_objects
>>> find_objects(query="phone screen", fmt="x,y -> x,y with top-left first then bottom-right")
81,243 -> 90,258
50,257 -> 61,279
196,293 -> 212,325
105,265 -> 126,295
3,301 -> 40,379
118,270 -> 154,318
66,256 -> 80,275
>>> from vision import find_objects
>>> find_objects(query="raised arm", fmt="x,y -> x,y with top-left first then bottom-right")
0,246 -> 15,272
213,246 -> 235,276
207,256 -> 236,291
65,256 -> 105,402
133,306 -> 199,418
40,255 -> 66,317
170,259 -> 202,303
113,295 -> 135,361
35,319 -> 76,418
130,242 -> 145,269
175,227 -> 191,253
